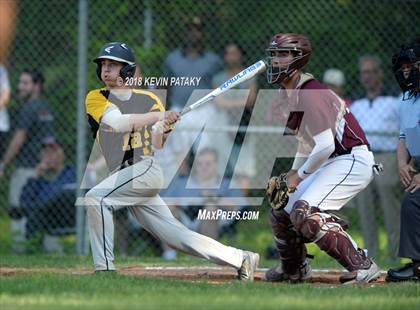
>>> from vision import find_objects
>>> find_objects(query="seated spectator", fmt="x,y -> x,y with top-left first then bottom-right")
322,68 -> 352,106
20,137 -> 76,253
0,69 -> 54,253
161,147 -> 248,257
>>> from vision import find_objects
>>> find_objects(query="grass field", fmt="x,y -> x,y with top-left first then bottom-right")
1,255 -> 419,310
1,186 -> 418,309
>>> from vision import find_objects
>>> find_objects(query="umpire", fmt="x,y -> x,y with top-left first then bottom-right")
386,38 -> 420,282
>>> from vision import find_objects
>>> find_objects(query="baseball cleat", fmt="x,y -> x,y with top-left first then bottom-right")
238,251 -> 260,281
340,258 -> 381,284
264,260 -> 312,282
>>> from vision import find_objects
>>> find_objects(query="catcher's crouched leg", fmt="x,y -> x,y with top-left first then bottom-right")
264,208 -> 312,282
290,200 -> 380,283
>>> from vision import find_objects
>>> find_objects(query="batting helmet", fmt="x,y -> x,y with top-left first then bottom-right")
93,42 -> 136,81
392,38 -> 420,99
266,33 -> 312,84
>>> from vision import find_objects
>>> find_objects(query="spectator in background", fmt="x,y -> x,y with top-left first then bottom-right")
172,43 -> 259,183
351,55 -> 401,262
211,43 -> 258,189
157,17 -> 222,184
0,69 -> 54,253
20,137 -> 76,253
0,63 -> 11,157
323,68 -> 352,106
161,147 -> 248,258
162,16 -> 222,111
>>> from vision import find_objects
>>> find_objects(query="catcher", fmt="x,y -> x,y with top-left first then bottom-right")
83,42 -> 259,280
264,33 -> 381,284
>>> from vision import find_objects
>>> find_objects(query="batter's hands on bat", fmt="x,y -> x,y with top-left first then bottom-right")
153,111 -> 180,134
153,120 -> 169,135
398,163 -> 417,188
405,173 -> 420,193
164,111 -> 180,125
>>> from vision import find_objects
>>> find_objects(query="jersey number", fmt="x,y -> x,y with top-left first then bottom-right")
122,129 -> 150,151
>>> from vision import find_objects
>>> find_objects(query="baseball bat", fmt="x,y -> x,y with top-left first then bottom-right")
181,59 -> 267,116
152,59 -> 267,132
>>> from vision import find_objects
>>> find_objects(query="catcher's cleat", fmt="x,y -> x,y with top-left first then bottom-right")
339,258 -> 380,284
386,262 -> 420,282
238,251 -> 260,281
264,260 -> 312,282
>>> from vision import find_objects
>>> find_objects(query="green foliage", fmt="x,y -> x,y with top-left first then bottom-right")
8,0 -> 416,159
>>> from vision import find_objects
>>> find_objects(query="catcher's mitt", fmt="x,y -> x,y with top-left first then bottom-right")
266,173 -> 296,210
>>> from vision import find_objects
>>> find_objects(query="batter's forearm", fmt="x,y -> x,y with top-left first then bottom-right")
102,109 -> 163,132
129,112 -> 163,131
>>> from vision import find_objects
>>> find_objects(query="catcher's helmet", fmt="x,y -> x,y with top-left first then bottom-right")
392,39 -> 420,99
266,33 -> 312,84
94,42 -> 136,81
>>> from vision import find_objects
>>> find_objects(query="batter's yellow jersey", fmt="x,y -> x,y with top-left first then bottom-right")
85,88 -> 165,171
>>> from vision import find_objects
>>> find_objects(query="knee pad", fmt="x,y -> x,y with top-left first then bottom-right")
290,200 -> 310,230
269,208 -> 305,244
290,200 -> 323,241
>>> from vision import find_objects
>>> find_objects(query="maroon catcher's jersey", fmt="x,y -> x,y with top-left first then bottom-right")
279,76 -> 369,156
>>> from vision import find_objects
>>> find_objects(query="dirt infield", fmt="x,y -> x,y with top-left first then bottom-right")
0,266 -> 386,285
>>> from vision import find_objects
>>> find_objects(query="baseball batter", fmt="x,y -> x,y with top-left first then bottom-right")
84,42 -> 259,280
264,34 -> 381,284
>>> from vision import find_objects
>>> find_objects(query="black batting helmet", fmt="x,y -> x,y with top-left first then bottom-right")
392,38 -> 420,99
266,33 -> 312,84
93,42 -> 136,81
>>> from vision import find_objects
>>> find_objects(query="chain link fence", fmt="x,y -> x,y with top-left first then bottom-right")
0,0 -> 417,264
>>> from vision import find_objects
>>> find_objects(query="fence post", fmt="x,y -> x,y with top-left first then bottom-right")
76,0 -> 88,255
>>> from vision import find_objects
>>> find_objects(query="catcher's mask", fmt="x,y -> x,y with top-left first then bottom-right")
94,42 -> 136,81
266,33 -> 312,84
392,39 -> 420,100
